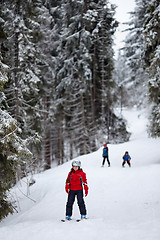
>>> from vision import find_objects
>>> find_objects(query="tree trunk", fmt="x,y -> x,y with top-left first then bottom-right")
43,95 -> 51,170
80,77 -> 87,155
101,38 -> 105,126
14,1 -> 20,120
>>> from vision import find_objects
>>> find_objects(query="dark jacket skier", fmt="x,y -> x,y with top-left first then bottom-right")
102,143 -> 110,167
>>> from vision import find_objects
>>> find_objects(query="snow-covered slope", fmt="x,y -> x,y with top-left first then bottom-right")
0,108 -> 160,240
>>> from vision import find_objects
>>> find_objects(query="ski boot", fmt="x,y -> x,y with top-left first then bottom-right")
81,215 -> 87,220
66,216 -> 71,221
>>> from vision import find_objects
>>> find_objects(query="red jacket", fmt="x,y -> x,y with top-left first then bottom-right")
65,169 -> 88,195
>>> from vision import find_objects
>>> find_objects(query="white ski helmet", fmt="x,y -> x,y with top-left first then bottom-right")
72,160 -> 81,167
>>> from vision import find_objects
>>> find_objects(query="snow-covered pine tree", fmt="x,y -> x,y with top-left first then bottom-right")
0,0 -> 54,171
122,0 -> 148,107
0,54 -> 32,221
90,0 -> 119,141
54,0 -> 94,158
115,0 -> 159,138
42,0 -> 66,165
113,50 -> 130,110
143,0 -> 160,137
35,1 -> 55,170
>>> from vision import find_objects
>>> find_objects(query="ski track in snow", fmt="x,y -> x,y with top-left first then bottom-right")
0,108 -> 160,240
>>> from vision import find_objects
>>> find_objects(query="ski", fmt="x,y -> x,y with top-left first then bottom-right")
61,219 -> 87,222
61,219 -> 80,222
61,219 -> 71,222
76,218 -> 88,222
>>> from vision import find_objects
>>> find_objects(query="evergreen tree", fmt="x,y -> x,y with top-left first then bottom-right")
143,0 -> 160,137
0,0 -> 54,170
90,0 -> 118,140
54,0 -> 93,158
113,50 -> 130,110
0,9 -> 32,220
0,55 -> 32,221
122,0 -> 148,107
116,0 -> 159,137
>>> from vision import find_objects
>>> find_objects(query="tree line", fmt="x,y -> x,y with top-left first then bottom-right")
0,0 -> 131,220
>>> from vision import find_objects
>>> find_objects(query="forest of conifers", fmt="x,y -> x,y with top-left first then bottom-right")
0,0 -> 159,220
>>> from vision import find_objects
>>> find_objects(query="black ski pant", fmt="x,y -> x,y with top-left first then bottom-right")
102,156 -> 110,166
122,160 -> 131,167
66,190 -> 87,217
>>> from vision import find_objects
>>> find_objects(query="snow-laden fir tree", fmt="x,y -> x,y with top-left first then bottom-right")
0,55 -> 32,221
121,0 -> 149,107
115,0 -> 159,137
54,0 -> 94,158
90,0 -> 119,140
113,50 -> 130,110
0,0 -> 54,170
35,1 -> 55,170
143,0 -> 160,137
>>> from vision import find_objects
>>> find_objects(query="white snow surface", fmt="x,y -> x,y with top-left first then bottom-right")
0,108 -> 160,240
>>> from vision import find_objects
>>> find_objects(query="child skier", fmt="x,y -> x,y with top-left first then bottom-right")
122,151 -> 131,167
65,160 -> 88,220
102,143 -> 110,167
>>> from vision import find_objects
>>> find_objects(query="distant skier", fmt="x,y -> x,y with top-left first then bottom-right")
102,143 -> 110,167
122,151 -> 131,167
65,160 -> 88,221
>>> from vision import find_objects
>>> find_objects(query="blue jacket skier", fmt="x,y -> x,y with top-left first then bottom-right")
122,151 -> 131,167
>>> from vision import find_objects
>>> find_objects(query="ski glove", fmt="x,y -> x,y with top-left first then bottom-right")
84,185 -> 88,197
65,184 -> 70,194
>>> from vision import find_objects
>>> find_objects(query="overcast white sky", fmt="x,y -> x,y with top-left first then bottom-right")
110,0 -> 135,58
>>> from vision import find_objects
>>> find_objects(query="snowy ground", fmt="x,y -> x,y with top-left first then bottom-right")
0,108 -> 160,240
